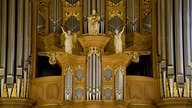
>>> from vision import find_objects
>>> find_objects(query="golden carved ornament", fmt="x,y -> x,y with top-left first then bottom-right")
183,82 -> 188,97
114,65 -> 124,75
173,82 -> 179,97
86,47 -> 101,57
64,65 -> 73,75
166,79 -> 170,98
38,52 -> 65,65
142,0 -> 152,17
64,11 -> 80,21
36,0 -> 49,19
12,83 -> 17,97
2,84 -> 7,97
108,10 -> 123,20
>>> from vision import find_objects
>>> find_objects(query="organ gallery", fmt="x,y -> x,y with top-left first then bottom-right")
0,0 -> 192,108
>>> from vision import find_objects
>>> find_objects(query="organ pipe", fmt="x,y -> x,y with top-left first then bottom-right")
0,0 -> 7,74
16,0 -> 24,74
88,0 -> 91,16
83,0 -> 88,33
191,0 -> 192,65
174,0 -> 184,81
7,0 -> 16,97
92,53 -> 96,100
23,0 -> 30,97
157,0 -> 161,56
16,0 -> 24,97
86,57 -> 89,100
100,0 -> 105,33
96,56 -> 99,100
166,0 -> 174,67
98,57 -> 101,100
92,0 -> 96,11
183,0 -> 191,76
89,54 -> 92,99
160,0 -> 166,62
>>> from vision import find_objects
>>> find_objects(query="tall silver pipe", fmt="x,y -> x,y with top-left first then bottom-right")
28,1 -> 32,57
16,0 -> 24,97
88,0 -> 91,16
0,0 -> 7,72
183,0 -> 191,76
17,0 -> 24,71
160,0 -> 166,61
96,55 -> 99,100
98,57 -> 101,100
191,0 -> 192,65
100,0 -> 105,33
83,0 -> 88,33
23,0 -> 29,97
174,0 -> 184,85
27,1 -> 32,98
157,0 -> 161,56
0,0 -> 7,97
7,0 -> 16,97
92,53 -> 96,100
86,57 -> 90,100
92,0 -> 96,11
166,0 -> 174,66
89,54 -> 92,99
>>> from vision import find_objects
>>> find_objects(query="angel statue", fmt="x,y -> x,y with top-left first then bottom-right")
61,27 -> 77,54
88,9 -> 100,35
114,26 -> 125,53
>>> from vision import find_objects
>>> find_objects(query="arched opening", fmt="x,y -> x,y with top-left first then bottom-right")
126,55 -> 152,77
36,56 -> 61,77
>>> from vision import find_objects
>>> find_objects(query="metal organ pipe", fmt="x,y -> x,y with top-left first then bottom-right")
16,0 -> 24,97
191,0 -> 192,65
98,57 -> 101,100
23,0 -> 30,98
92,53 -> 96,100
0,0 -> 7,96
183,0 -> 191,76
100,0 -> 105,33
86,57 -> 90,100
83,0 -> 88,33
174,0 -> 184,87
96,55 -> 99,100
166,0 -> 174,68
160,0 -> 166,62
7,0 -> 16,97
88,0 -> 91,16
89,54 -> 92,99
157,0 -> 161,56
92,0 -> 96,11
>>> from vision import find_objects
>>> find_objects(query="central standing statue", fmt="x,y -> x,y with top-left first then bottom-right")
88,9 -> 100,35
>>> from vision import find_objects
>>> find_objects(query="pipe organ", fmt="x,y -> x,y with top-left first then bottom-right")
157,0 -> 192,98
0,0 -> 32,98
2,0 -> 192,108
